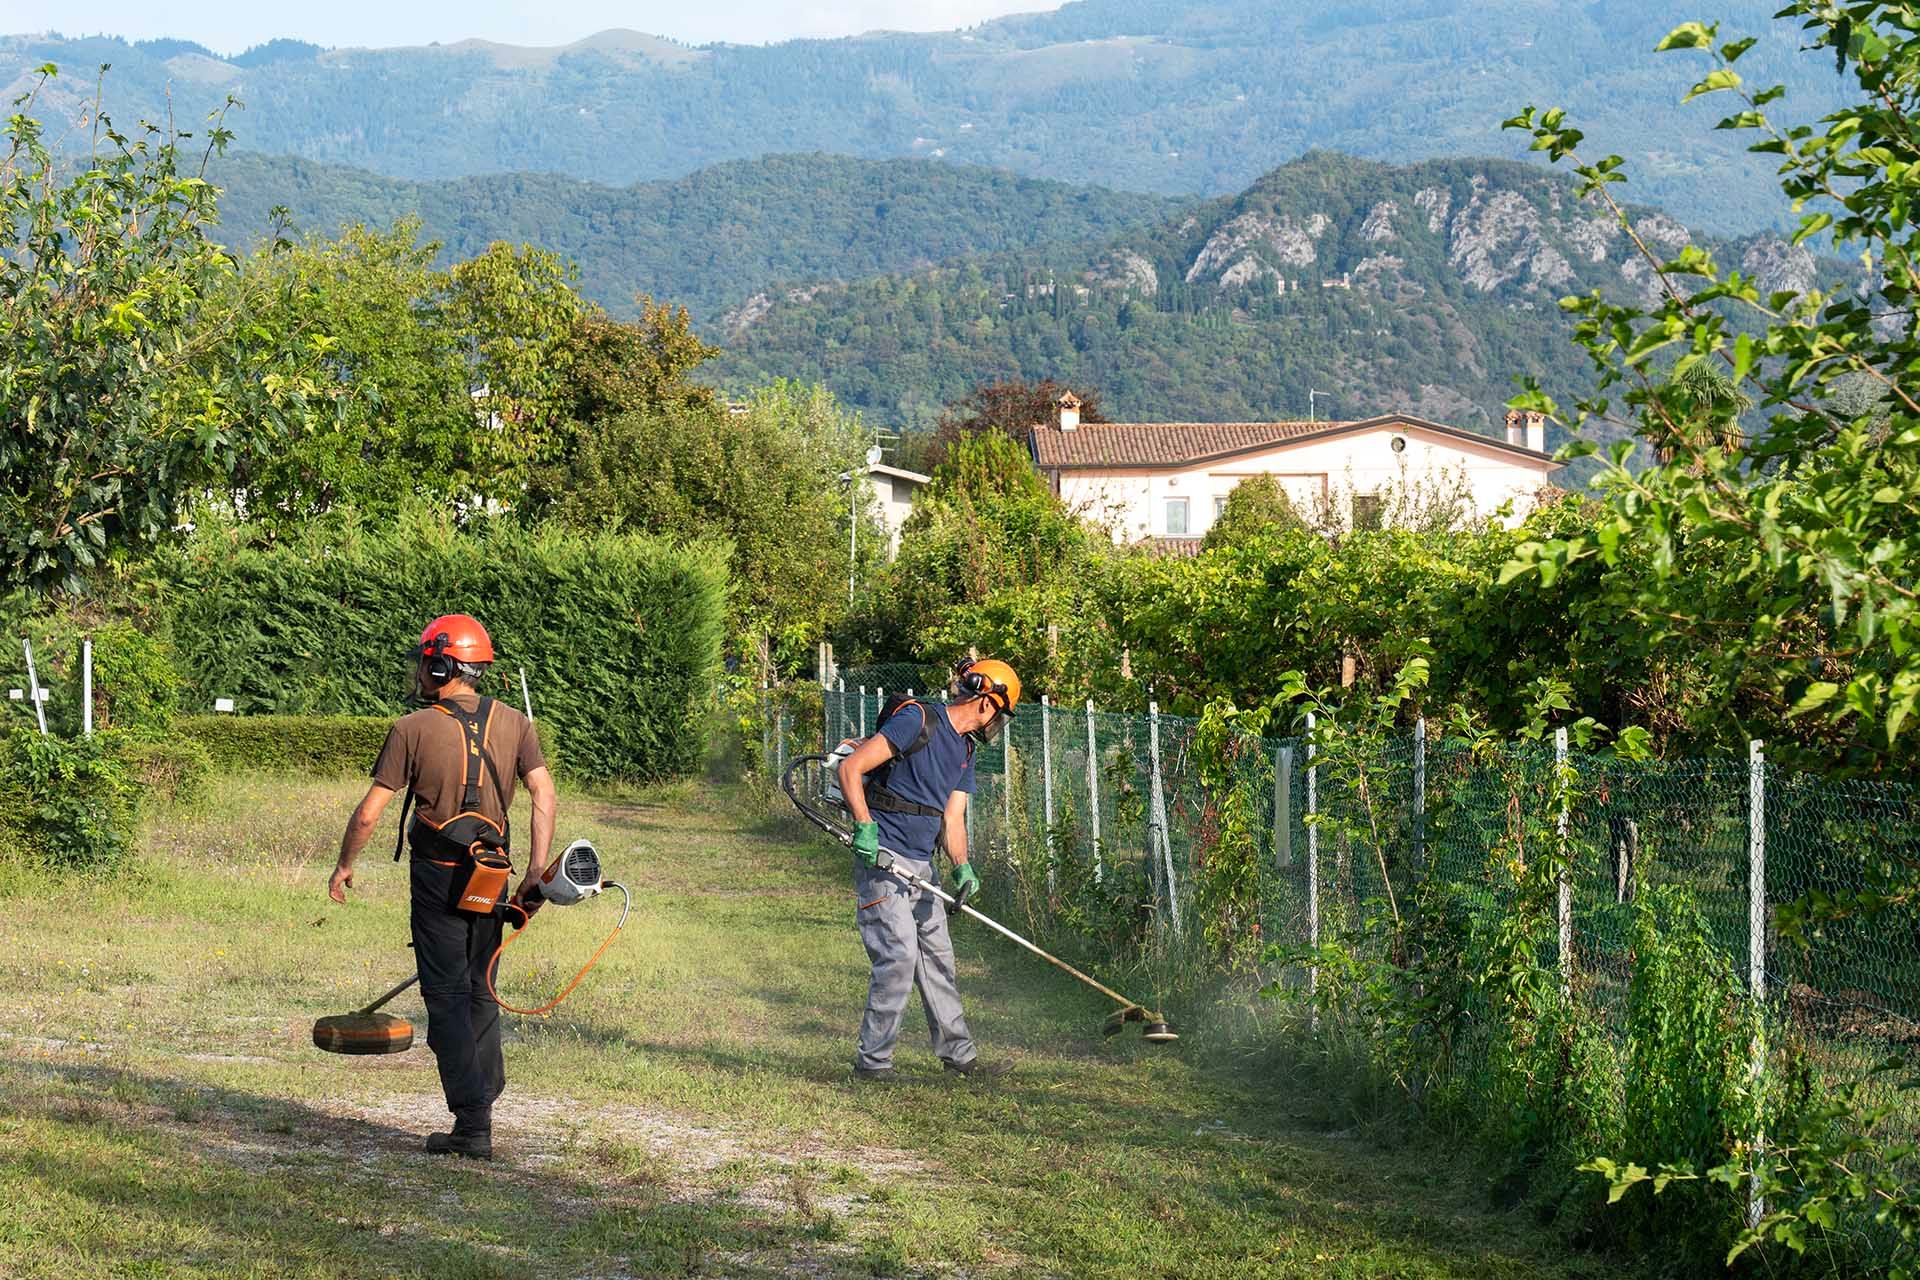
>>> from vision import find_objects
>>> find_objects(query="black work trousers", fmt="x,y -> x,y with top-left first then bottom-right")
409,859 -> 506,1134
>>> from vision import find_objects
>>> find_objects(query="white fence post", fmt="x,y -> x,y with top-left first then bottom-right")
1275,744 -> 1293,868
858,686 -> 867,737
1148,701 -> 1182,938
1413,716 -> 1426,866
775,704 -> 787,779
82,636 -> 93,737
1041,695 -> 1055,892
1556,726 -> 1573,997
1306,711 -> 1319,1026
1749,739 -> 1768,1230
1085,699 -> 1103,883
23,639 -> 46,736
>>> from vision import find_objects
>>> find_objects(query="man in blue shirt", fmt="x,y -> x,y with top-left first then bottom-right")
835,659 -> 1022,1081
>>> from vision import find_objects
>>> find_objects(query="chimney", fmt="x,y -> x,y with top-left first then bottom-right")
1523,411 -> 1546,453
1503,408 -> 1525,448
1057,391 -> 1082,432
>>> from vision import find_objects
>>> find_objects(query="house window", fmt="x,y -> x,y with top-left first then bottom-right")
1214,495 -> 1230,520
1165,497 -> 1190,536
891,477 -> 917,504
1351,492 -> 1385,531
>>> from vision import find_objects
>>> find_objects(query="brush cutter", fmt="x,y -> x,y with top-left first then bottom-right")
312,839 -> 630,1055
782,754 -> 1177,1044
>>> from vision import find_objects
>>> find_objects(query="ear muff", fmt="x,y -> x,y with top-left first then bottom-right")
420,634 -> 456,683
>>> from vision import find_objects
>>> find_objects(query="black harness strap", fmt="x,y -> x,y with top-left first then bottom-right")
393,697 -> 511,861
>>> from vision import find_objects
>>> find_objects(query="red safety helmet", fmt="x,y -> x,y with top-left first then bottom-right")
418,614 -> 495,666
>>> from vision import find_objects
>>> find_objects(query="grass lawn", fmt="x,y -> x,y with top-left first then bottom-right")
0,771 -> 1611,1279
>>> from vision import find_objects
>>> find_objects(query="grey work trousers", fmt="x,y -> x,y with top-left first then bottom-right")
853,858 -> 976,1070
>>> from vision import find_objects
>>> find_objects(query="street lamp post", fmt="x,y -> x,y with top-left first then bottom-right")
843,446 -> 882,608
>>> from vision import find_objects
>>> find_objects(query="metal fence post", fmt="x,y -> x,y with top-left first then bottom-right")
1306,711 -> 1319,1026
1276,744 -> 1293,868
858,686 -> 867,737
1556,726 -> 1572,996
760,681 -> 770,771
1148,701 -> 1182,937
1041,695 -> 1055,891
1413,716 -> 1426,867
1002,733 -> 1014,860
1085,699 -> 1103,883
22,639 -> 47,736
1749,739 -> 1768,1230
82,636 -> 93,737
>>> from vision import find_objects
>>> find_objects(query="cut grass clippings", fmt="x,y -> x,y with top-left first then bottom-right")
0,771 -> 1612,1278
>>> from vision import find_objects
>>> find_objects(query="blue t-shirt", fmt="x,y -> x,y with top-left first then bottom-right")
869,701 -> 975,864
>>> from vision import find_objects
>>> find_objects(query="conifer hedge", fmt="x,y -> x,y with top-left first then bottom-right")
163,515 -> 729,782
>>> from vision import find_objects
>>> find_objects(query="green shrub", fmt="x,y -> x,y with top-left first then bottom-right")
10,615 -> 184,740
117,735 -> 214,809
162,510 -> 728,781
0,725 -> 138,873
176,715 -> 392,776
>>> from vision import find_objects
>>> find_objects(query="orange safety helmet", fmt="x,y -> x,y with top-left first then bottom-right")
955,657 -> 1021,717
418,614 -> 496,668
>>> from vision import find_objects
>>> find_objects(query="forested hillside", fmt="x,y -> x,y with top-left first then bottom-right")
708,153 -> 1827,436
206,152 -> 1184,322
4,0 -> 1849,232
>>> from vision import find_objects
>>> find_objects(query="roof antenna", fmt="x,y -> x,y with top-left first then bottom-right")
1308,389 -> 1331,422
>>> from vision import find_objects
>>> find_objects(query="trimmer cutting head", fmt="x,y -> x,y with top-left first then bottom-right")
1102,1005 -> 1178,1044
312,1010 -> 413,1055
312,974 -> 419,1055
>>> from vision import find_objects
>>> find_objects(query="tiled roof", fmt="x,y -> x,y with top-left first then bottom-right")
1028,414 -> 1558,470
1031,421 -> 1338,468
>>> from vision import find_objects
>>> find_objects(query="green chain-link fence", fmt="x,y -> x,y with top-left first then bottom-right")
774,680 -> 1916,1076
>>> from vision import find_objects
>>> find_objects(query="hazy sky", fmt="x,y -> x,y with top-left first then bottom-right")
8,1 -> 1068,54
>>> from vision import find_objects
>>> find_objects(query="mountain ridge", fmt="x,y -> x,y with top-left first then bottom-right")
3,0 -> 1850,234
205,150 -> 1188,322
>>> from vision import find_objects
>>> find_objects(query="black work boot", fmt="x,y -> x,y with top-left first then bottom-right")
852,1064 -> 896,1083
425,1130 -> 493,1160
942,1057 -> 1009,1079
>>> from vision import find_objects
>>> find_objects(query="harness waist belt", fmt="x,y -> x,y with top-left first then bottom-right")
867,783 -> 944,820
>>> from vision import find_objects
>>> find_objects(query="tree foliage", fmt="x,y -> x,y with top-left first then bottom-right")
920,378 -> 1108,471
557,380 -> 880,669
1502,3 -> 1920,774
1200,474 -> 1309,550
0,67 -> 337,594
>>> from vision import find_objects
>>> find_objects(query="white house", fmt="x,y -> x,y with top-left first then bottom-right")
861,461 -> 930,555
1028,394 -> 1561,546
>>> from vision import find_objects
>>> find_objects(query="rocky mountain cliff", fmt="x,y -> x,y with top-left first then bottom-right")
709,154 -> 1827,437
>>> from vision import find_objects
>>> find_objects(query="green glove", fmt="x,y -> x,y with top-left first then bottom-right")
951,862 -> 981,898
852,821 -> 881,866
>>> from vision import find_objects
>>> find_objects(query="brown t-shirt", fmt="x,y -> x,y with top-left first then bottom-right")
371,692 -> 546,828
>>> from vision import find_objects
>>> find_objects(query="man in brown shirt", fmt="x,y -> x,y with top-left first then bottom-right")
329,613 -> 556,1160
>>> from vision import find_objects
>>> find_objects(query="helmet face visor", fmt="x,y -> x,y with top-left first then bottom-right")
969,708 -> 1009,746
